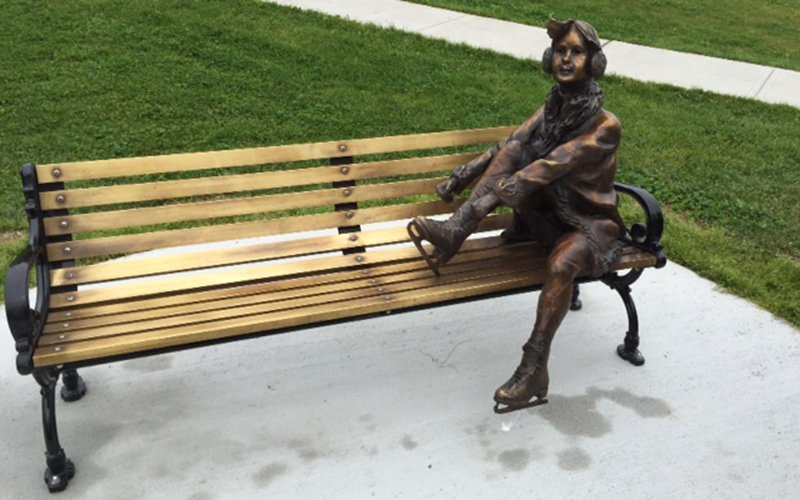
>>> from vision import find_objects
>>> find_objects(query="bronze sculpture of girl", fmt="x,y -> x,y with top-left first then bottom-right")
408,19 -> 625,413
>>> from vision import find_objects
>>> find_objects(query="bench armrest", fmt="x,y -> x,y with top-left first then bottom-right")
5,164 -> 52,375
4,245 -> 49,375
6,248 -> 34,353
614,182 -> 667,268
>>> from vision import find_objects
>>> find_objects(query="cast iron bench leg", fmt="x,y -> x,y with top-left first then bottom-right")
603,269 -> 645,366
60,369 -> 87,402
570,283 -> 582,311
33,369 -> 75,493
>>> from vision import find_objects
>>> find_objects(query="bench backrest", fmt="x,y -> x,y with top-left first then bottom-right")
32,127 -> 514,304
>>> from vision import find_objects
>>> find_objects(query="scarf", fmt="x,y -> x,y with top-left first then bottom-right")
527,81 -> 604,160
528,81 -> 620,276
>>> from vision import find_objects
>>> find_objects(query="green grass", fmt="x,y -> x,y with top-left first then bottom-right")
409,0 -> 800,71
663,209 -> 800,325
1,1 -> 798,327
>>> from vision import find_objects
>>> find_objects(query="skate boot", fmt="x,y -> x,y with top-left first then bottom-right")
407,202 -> 479,275
493,340 -> 550,414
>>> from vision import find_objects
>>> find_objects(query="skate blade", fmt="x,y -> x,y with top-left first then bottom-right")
493,397 -> 548,414
407,219 -> 442,277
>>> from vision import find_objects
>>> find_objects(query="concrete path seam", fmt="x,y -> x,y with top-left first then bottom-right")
416,14 -> 467,33
753,68 -> 777,101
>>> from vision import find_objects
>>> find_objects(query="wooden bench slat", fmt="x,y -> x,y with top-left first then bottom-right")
43,177 -> 446,236
50,215 -> 510,287
45,200 -> 455,262
48,235 -> 515,309
44,252 -> 531,333
36,127 -> 514,183
33,247 -> 654,367
34,264 -> 541,366
47,261 -> 425,323
45,243 -> 649,333
40,153 -> 475,211
41,253 -> 535,344
47,241 -> 547,323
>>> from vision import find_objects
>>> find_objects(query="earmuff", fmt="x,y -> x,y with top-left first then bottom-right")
541,46 -> 606,79
591,50 -> 607,79
541,47 -> 554,74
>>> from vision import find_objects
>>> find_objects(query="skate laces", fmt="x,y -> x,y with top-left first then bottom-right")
510,342 -> 545,382
510,365 -> 530,383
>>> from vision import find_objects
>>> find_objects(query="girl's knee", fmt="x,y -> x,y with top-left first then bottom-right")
546,239 -> 592,281
546,256 -> 580,282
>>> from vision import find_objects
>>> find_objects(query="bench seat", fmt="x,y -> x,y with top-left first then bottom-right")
35,233 -> 657,367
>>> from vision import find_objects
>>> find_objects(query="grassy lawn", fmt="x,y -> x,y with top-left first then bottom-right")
1,0 -> 798,326
410,0 -> 800,72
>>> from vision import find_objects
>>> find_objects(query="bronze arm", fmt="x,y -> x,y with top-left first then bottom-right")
438,109 -> 544,202
436,143 -> 502,202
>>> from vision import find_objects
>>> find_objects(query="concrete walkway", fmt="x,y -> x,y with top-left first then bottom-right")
2,262 -> 800,499
265,0 -> 800,109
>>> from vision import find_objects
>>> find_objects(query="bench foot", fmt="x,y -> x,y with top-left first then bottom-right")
44,457 -> 75,493
60,369 -> 87,402
617,343 -> 645,366
34,369 -> 75,493
614,283 -> 645,366
570,283 -> 582,311
603,269 -> 645,366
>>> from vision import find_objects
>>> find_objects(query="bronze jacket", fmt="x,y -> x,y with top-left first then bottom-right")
507,108 -> 621,220
496,107 -> 625,274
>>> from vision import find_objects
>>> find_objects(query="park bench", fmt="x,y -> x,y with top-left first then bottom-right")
5,126 -> 665,492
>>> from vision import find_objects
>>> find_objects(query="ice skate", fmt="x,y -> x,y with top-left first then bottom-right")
407,202 -> 480,275
493,341 -> 550,414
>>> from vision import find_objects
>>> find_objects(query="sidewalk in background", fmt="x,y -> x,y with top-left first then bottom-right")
265,0 -> 800,108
